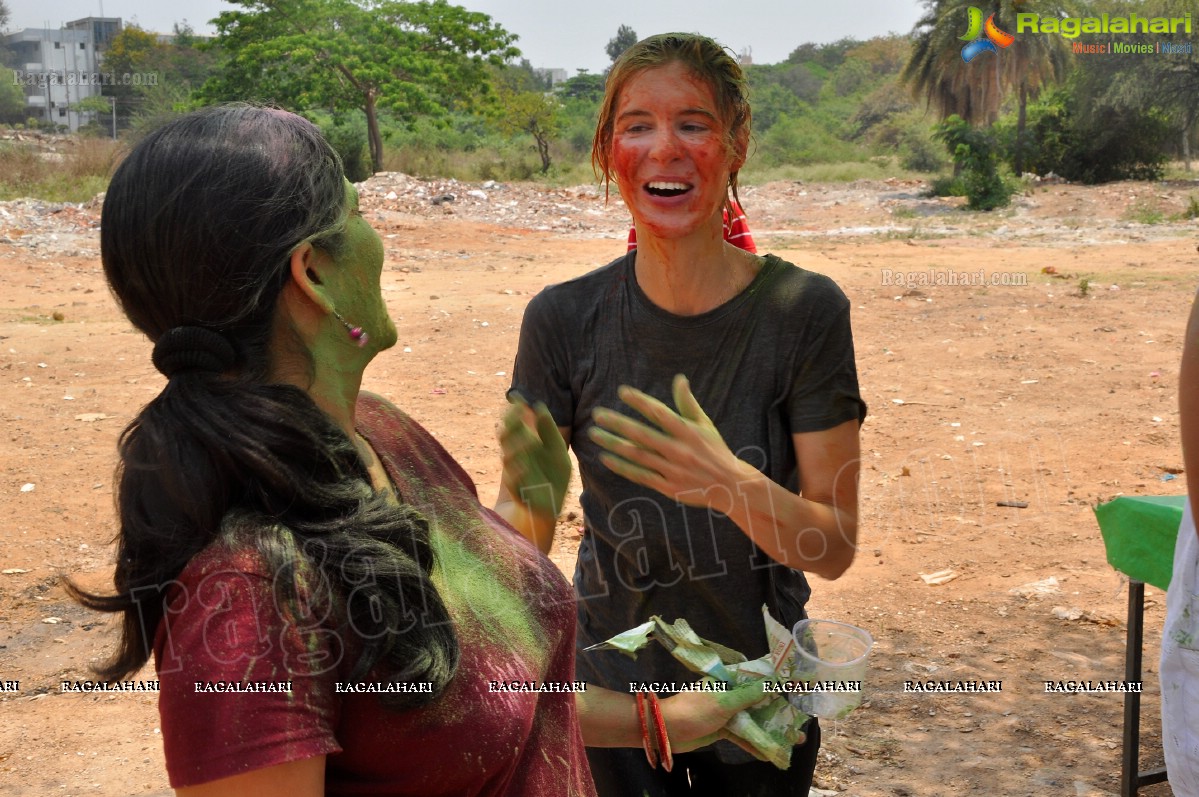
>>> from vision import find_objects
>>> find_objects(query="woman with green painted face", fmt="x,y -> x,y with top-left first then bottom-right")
74,104 -> 761,797
501,33 -> 867,797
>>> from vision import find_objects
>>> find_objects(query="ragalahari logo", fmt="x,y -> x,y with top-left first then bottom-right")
960,7 -> 1015,62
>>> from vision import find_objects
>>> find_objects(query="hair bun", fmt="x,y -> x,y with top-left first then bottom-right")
152,326 -> 237,378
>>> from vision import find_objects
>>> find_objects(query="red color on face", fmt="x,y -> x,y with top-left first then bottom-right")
610,62 -> 742,246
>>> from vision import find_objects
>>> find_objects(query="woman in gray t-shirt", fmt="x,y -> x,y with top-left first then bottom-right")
498,32 -> 866,797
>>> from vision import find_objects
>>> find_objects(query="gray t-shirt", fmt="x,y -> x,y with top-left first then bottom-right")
510,252 -> 866,698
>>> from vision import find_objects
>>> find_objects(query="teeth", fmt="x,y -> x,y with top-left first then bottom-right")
647,182 -> 690,191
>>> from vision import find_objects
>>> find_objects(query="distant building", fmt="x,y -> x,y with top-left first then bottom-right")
534,67 -> 568,88
4,17 -> 122,132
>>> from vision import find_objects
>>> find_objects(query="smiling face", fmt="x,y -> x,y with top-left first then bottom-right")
609,62 -> 745,245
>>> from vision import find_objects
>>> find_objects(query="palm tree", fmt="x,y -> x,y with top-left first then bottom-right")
903,0 -> 1073,173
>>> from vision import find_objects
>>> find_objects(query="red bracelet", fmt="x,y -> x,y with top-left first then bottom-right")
646,692 -> 673,772
636,692 -> 659,768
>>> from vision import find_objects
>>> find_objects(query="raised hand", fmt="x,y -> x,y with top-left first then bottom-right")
499,396 -> 571,522
588,374 -> 754,513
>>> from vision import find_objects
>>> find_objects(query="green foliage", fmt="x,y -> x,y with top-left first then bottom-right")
749,83 -> 807,132
786,38 -> 857,69
831,59 -> 871,98
558,72 -> 605,103
1183,196 -> 1199,221
1006,83 -> 1169,183
606,24 -> 638,63
96,24 -> 218,131
903,0 -> 1071,130
0,77 -> 26,123
852,80 -> 916,139
1123,200 -> 1165,225
899,125 -> 945,173
928,174 -> 967,197
755,113 -> 863,167
203,0 -> 519,172
493,69 -> 562,173
747,62 -> 822,115
308,111 -> 371,182
935,115 -> 1015,210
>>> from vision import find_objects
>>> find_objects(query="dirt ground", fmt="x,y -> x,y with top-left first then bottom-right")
2,175 -> 1198,796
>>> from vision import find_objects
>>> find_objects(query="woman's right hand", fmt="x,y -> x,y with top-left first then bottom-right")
495,396 -> 571,553
659,679 -> 775,754
499,397 -> 571,520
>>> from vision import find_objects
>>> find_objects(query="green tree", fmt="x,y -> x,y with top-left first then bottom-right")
150,22 -> 220,91
204,0 -> 518,172
903,0 -> 1071,174
0,0 -> 21,124
1,0 -> 18,108
606,24 -> 637,63
0,79 -> 24,123
494,73 -> 561,173
936,114 -> 1014,210
1084,0 -> 1199,170
98,25 -> 160,125
558,70 -> 604,102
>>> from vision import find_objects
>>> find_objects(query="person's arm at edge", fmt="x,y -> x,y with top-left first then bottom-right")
1181,289 -> 1199,542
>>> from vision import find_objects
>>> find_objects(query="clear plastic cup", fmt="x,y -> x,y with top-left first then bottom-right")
788,619 -> 873,719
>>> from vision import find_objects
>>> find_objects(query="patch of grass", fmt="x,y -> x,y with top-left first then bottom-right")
1078,277 -> 1091,297
1177,194 -> 1199,221
927,174 -> 967,198
742,157 -> 927,184
0,138 -> 119,202
1162,160 -> 1199,180
1123,199 -> 1166,225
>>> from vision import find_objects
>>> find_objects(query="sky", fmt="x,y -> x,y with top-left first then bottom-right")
4,0 -> 925,73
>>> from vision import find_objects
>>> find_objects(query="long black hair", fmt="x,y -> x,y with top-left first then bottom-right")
71,105 -> 457,706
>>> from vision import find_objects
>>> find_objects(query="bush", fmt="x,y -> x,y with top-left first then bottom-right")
324,119 -> 371,183
999,85 -> 1170,183
927,175 -> 966,197
935,116 -> 1016,211
900,126 -> 945,173
755,113 -> 864,167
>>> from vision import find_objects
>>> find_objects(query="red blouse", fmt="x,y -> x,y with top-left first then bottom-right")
153,394 -> 595,796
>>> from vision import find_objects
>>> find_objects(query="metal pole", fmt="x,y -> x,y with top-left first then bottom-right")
110,96 -> 116,139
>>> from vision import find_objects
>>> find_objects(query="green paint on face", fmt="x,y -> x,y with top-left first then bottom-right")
306,181 -> 397,383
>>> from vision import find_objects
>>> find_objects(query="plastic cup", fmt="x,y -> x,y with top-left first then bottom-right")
787,619 -> 873,719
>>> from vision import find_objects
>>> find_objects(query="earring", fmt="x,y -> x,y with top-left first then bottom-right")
332,310 -> 369,347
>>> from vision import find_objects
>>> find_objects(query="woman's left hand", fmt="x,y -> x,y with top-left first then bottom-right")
588,374 -> 753,513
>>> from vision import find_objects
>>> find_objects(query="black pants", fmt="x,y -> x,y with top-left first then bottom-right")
585,719 -> 820,797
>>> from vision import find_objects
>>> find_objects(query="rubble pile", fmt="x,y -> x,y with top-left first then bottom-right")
0,172 -> 1196,259
356,172 -> 633,235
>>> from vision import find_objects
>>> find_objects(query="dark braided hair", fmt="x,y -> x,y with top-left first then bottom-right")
69,104 -> 457,706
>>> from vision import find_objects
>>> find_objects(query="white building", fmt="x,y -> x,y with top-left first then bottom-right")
5,17 -> 122,132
